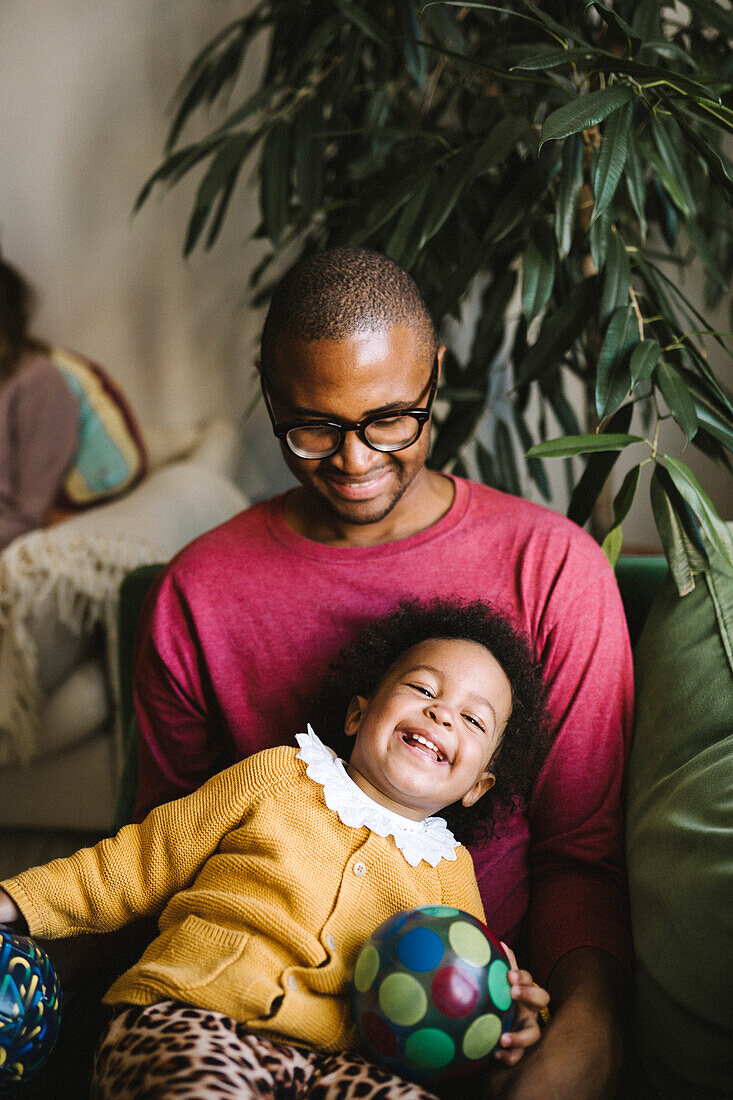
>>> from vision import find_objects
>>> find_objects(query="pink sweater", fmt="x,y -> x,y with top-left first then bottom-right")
134,477 -> 634,982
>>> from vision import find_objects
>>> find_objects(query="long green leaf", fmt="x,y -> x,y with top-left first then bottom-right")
527,432 -> 644,457
260,120 -> 290,245
428,2 -> 589,46
653,118 -> 697,220
624,133 -> 648,241
512,46 -> 604,70
555,134 -> 583,258
612,464 -> 642,528
421,3 -> 468,54
566,404 -> 634,526
657,362 -> 699,442
295,96 -> 325,219
395,0 -> 427,88
540,85 -> 634,148
495,419 -> 521,495
336,0 -> 387,43
684,0 -> 733,38
589,210 -> 611,271
522,222 -> 556,324
630,340 -> 660,387
691,98 -> 733,133
671,107 -> 733,197
596,305 -> 638,422
184,130 -> 255,255
650,464 -> 708,595
513,406 -> 551,500
599,229 -> 630,321
386,174 -> 435,268
514,278 -> 597,386
593,102 -> 632,219
588,2 -> 641,50
602,524 -> 624,568
665,457 -> 733,566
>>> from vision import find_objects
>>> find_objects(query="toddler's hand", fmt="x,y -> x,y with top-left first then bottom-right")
0,888 -> 22,925
493,941 -> 549,1067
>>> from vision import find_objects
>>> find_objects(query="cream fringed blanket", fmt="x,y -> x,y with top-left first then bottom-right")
0,454 -> 247,768
0,528 -> 161,767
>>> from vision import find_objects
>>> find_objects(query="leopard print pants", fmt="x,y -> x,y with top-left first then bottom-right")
91,1000 -> 440,1099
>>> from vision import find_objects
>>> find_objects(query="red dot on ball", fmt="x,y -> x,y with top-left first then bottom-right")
431,965 -> 480,1018
361,1011 -> 398,1057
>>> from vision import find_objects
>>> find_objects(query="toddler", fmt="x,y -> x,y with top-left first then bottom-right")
0,598 -> 551,1099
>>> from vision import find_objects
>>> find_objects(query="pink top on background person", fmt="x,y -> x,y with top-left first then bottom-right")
134,475 -> 634,984
0,350 -> 78,551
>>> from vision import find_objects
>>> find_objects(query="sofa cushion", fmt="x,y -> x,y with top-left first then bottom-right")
52,347 -> 147,507
625,532 -> 733,1097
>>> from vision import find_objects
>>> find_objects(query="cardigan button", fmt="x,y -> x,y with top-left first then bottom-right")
325,934 -> 336,949
287,974 -> 299,991
353,860 -> 367,876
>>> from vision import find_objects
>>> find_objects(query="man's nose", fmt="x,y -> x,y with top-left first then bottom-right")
330,430 -> 379,473
425,702 -> 453,728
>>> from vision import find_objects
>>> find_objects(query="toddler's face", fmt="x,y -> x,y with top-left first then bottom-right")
344,637 -> 512,821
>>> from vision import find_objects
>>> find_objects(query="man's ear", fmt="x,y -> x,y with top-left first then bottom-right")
436,345 -> 446,382
344,696 -> 369,739
461,769 -> 495,808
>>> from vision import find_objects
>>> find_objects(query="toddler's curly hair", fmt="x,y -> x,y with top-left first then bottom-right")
311,598 -> 553,847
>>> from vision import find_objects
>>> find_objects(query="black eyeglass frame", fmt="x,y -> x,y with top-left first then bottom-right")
260,357 -> 439,459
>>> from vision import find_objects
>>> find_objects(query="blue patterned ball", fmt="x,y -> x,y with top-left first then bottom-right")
351,906 -> 515,1084
0,925 -> 62,1086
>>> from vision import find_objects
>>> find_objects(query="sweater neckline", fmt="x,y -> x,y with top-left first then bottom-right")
264,476 -> 470,561
295,726 -> 459,868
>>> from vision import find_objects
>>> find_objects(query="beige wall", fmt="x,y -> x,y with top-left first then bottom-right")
1,2 -> 729,532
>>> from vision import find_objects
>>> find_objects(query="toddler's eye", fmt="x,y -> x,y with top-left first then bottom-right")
463,713 -> 484,730
408,683 -> 434,697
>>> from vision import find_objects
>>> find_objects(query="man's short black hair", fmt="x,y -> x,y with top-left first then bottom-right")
311,598 -> 553,846
261,247 -> 437,373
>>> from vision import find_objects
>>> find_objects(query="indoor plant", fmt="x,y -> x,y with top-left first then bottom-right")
138,0 -> 733,592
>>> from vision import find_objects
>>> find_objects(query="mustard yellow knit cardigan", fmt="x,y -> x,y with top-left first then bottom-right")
2,745 -> 484,1051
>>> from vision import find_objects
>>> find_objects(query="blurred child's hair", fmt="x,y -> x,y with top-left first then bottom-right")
311,598 -> 553,846
0,252 -> 35,380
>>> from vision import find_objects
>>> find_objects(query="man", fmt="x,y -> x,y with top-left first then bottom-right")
134,248 -> 633,1097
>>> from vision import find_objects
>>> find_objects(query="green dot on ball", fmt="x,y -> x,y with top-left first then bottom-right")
448,920 -> 492,967
488,959 -> 512,1011
462,1013 -> 502,1060
379,973 -> 428,1027
405,1028 -> 456,1070
354,944 -> 380,992
420,906 -> 459,918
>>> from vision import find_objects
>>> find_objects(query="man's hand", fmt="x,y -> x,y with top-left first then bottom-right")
482,947 -> 627,1100
0,887 -> 21,925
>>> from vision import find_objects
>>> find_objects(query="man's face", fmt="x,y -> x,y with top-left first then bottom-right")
264,325 -> 442,530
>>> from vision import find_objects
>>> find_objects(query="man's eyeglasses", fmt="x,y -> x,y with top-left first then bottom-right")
261,358 -> 439,460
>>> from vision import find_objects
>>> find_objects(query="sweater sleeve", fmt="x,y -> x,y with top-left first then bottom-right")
0,756 -> 269,938
0,360 -> 79,550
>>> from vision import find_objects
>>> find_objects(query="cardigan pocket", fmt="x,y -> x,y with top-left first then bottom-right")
136,914 -> 250,996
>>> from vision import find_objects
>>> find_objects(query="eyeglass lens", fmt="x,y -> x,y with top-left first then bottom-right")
286,414 -> 422,458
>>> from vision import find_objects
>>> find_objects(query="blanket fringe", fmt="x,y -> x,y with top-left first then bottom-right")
0,529 -> 162,769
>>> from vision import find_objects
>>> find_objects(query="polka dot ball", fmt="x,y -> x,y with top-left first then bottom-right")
351,907 -> 514,1083
0,926 -> 62,1087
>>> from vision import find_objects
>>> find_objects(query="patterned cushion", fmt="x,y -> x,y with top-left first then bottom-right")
52,347 -> 146,507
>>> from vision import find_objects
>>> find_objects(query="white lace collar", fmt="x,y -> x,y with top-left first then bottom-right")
295,725 -> 459,868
